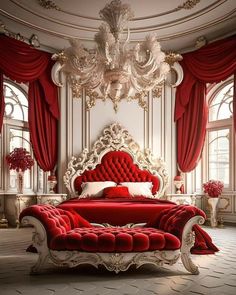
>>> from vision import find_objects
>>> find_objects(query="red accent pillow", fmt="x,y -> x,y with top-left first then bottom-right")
103,186 -> 131,199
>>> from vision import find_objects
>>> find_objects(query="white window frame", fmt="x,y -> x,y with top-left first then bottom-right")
202,78 -> 235,193
0,79 -> 46,194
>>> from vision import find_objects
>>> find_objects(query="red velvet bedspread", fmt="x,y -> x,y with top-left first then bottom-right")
58,196 -> 218,255
58,196 -> 175,226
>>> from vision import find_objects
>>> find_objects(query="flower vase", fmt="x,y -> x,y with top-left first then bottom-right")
16,171 -> 24,194
207,197 -> 219,227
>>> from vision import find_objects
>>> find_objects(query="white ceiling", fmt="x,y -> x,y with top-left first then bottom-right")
0,0 -> 236,53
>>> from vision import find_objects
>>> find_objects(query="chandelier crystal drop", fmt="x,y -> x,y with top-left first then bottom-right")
52,0 -> 175,112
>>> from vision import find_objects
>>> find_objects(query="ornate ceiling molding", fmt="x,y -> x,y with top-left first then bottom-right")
178,0 -> 201,10
9,0 -> 227,34
36,0 -> 202,20
37,0 -> 60,11
1,7 -> 234,44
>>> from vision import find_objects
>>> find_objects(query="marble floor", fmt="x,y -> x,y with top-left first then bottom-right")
0,226 -> 236,295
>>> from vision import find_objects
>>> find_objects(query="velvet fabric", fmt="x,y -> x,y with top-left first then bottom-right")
146,204 -> 219,254
50,227 -> 181,252
74,151 -> 160,194
234,73 -> 236,133
28,81 -> 58,172
58,197 -> 175,226
103,186 -> 131,198
19,205 -> 92,246
0,72 -> 4,132
20,203 -> 218,254
0,35 -> 58,172
146,205 -> 206,235
175,35 -> 236,172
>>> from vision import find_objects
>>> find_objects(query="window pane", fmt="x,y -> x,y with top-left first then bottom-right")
9,128 -> 33,191
208,129 -> 229,187
209,83 -> 233,122
4,82 -> 28,122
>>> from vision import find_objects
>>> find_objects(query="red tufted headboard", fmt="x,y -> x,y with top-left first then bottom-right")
74,151 -> 160,195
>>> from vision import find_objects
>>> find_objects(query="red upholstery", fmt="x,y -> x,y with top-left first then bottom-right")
50,227 -> 181,252
74,151 -> 160,194
20,204 -> 214,254
103,186 -> 132,198
58,197 -> 174,226
19,205 -> 92,246
146,205 -> 206,239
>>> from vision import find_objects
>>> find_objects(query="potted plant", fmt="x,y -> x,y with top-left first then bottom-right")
6,147 -> 34,193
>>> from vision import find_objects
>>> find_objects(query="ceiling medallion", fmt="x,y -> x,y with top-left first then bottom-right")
52,0 -> 182,112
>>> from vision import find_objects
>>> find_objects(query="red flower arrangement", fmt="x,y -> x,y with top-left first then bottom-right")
203,180 -> 224,198
6,147 -> 34,172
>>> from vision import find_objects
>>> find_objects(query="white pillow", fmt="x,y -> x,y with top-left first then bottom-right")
80,181 -> 116,198
119,182 -> 153,198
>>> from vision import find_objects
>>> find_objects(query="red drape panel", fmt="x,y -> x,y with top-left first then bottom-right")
234,73 -> 236,133
0,35 -> 59,172
175,35 -> 236,172
177,82 -> 208,172
0,72 -> 4,132
29,81 -> 57,172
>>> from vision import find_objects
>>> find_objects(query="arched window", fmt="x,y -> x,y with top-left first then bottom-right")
0,80 -> 44,193
205,79 -> 234,190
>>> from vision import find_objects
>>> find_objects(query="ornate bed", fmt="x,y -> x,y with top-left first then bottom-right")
20,123 -> 216,274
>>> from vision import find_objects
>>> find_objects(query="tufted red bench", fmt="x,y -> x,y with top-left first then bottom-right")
50,227 -> 180,252
20,204 -> 205,275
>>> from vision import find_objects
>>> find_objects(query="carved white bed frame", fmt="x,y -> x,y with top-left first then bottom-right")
64,122 -> 169,198
22,123 -> 205,275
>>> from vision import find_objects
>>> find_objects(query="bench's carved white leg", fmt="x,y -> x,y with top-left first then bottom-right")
21,216 -> 49,274
181,215 -> 205,274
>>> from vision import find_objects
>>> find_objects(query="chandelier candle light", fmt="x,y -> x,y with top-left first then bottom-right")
52,0 -> 182,112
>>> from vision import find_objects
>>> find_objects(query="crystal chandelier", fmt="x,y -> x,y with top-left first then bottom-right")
52,0 -> 179,112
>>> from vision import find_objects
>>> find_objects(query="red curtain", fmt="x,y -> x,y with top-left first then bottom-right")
0,72 -> 4,132
0,35 -> 59,172
175,35 -> 236,172
234,73 -> 236,133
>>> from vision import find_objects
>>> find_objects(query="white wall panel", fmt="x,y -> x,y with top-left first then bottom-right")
152,97 -> 162,157
72,98 -> 83,156
59,82 -> 177,194
89,100 -> 146,151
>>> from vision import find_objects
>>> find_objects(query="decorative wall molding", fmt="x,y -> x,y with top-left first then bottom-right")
0,195 -> 4,212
